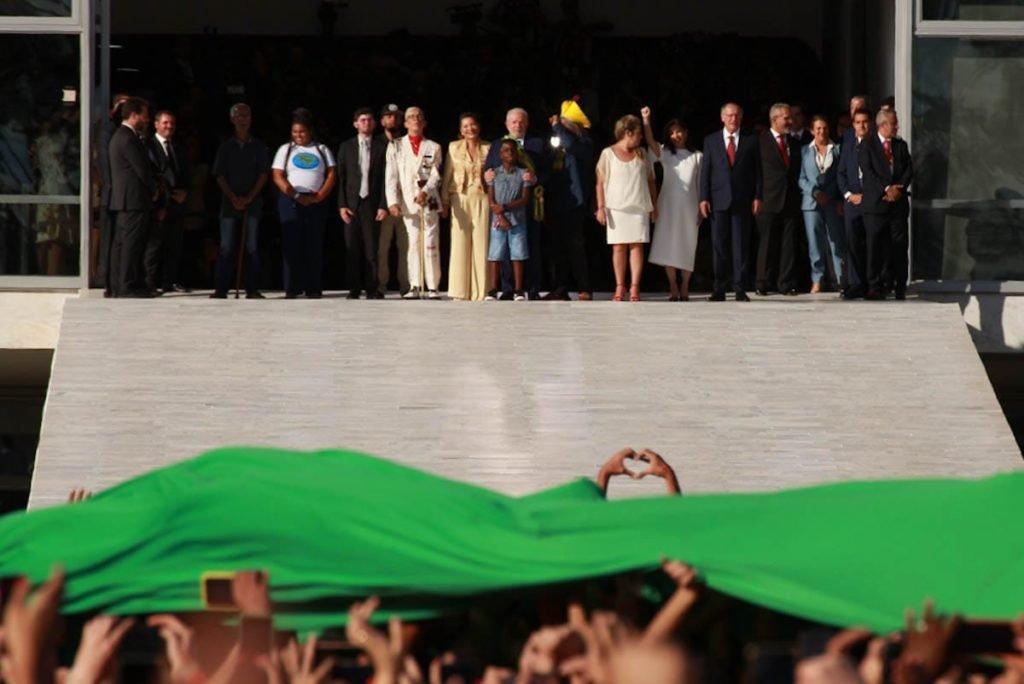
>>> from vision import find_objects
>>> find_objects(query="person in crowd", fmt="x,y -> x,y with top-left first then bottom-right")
484,138 -> 531,301
798,115 -> 845,294
211,103 -> 270,299
542,98 -> 594,301
834,111 -> 852,142
595,114 -> 657,302
837,107 -> 871,299
385,106 -> 443,300
699,102 -> 762,302
642,107 -> 703,302
108,96 -> 157,298
271,107 -> 336,299
755,102 -> 802,297
144,110 -> 191,294
858,108 -> 913,300
94,93 -> 129,294
337,107 -> 389,300
33,114 -> 77,276
376,104 -> 411,297
842,95 -> 869,147
484,107 -> 547,300
443,112 -> 491,301
789,103 -> 813,146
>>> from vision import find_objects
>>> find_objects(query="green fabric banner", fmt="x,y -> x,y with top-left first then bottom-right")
0,447 -> 1020,633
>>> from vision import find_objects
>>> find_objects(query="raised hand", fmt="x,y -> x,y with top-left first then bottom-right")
892,600 -> 961,684
147,614 -> 201,684
640,106 -> 651,123
231,570 -> 271,617
635,449 -> 681,494
66,615 -> 136,684
281,636 -> 333,684
2,567 -> 64,684
345,596 -> 399,682
67,488 -> 93,504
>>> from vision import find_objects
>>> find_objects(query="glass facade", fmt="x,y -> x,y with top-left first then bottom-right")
911,36 -> 1024,279
922,0 -> 1024,21
0,29 -> 84,280
0,0 -> 72,17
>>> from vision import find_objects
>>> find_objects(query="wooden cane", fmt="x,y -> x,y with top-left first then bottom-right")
234,208 -> 248,299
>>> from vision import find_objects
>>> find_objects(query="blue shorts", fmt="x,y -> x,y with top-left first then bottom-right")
488,223 -> 529,261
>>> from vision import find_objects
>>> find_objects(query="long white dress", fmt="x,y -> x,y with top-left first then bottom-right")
649,147 -> 702,271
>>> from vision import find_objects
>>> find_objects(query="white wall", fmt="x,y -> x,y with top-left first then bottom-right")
112,0 -> 825,54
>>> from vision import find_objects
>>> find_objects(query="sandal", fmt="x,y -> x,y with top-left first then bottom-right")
613,284 -> 626,301
629,284 -> 640,302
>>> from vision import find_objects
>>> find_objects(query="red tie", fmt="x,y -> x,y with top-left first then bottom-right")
883,139 -> 892,164
777,135 -> 790,167
726,135 -> 736,166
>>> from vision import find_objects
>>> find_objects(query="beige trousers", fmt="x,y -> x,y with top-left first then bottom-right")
447,191 -> 491,300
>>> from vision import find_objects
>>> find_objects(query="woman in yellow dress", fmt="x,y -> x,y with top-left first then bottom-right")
442,113 -> 491,301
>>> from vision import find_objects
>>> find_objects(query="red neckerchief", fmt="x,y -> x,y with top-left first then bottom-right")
408,135 -> 423,156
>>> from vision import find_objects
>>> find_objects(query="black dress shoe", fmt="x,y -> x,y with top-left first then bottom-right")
367,290 -> 385,300
124,289 -> 155,298
285,292 -> 299,299
709,292 -> 726,302
894,289 -> 906,301
167,283 -> 191,293
305,292 -> 323,299
210,291 -> 228,299
246,291 -> 265,299
735,292 -> 751,302
784,289 -> 799,296
346,290 -> 361,300
864,290 -> 885,301
755,288 -> 769,296
541,291 -> 571,301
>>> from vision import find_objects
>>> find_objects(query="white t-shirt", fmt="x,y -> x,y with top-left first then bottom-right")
272,143 -> 336,194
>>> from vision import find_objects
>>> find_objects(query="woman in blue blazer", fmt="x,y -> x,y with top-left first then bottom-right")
798,116 -> 845,293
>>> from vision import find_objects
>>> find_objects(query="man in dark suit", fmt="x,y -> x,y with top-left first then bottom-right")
485,107 -> 548,300
144,110 -> 191,294
699,102 -> 763,302
837,107 -> 872,298
755,103 -> 803,296
858,109 -> 913,300
95,93 -> 129,295
337,107 -> 389,299
108,97 -> 157,298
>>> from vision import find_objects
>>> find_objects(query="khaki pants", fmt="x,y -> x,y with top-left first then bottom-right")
378,213 -> 410,293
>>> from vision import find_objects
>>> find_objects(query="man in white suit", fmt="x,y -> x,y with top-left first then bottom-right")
386,106 -> 443,299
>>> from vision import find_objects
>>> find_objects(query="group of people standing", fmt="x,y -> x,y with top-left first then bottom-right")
100,92 -> 912,302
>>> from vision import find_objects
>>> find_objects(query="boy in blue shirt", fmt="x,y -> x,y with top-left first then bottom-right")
486,139 -> 532,301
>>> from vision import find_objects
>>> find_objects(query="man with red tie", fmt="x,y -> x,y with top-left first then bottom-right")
858,108 -> 913,300
755,103 -> 803,296
699,102 -> 763,302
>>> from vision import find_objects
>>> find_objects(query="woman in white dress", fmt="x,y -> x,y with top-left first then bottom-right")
642,107 -> 703,301
595,115 -> 657,301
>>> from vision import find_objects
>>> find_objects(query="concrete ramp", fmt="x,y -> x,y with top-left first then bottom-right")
29,296 -> 1021,508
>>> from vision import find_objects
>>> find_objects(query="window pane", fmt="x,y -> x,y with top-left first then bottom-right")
0,202 -> 80,275
911,38 -> 1024,279
0,34 -> 80,196
0,0 -> 73,17
922,0 -> 1024,20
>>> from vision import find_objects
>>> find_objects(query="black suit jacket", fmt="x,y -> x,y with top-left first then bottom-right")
699,129 -> 762,212
336,135 -> 388,211
758,130 -> 802,214
146,135 -> 191,209
858,134 -> 913,216
108,124 -> 157,212
836,134 -> 865,217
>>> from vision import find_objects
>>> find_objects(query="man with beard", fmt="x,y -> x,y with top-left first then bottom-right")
375,104 -> 410,296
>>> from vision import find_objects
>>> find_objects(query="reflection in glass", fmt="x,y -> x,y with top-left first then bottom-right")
922,0 -> 1024,21
0,34 -> 80,196
0,0 -> 72,17
912,38 -> 1024,280
0,203 -> 80,275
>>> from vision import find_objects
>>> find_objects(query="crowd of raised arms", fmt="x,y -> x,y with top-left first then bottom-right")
97,92 -> 910,304
2,448 -> 1022,684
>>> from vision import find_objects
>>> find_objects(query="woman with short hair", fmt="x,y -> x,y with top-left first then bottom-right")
271,108 -> 337,298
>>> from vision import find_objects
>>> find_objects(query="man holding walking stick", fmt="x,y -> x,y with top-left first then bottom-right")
211,103 -> 270,299
385,106 -> 443,299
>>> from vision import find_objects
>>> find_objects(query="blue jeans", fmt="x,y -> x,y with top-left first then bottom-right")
803,205 -> 844,286
215,214 -> 261,293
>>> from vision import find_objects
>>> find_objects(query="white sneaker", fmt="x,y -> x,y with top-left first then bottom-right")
513,291 -> 526,301
485,290 -> 498,301
403,287 -> 421,299
426,289 -> 441,299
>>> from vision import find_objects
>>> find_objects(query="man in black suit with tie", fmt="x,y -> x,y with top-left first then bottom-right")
858,109 -> 913,300
337,107 -> 389,299
755,103 -> 803,296
145,110 -> 191,294
699,102 -> 763,302
108,97 -> 157,298
837,107 -> 872,298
